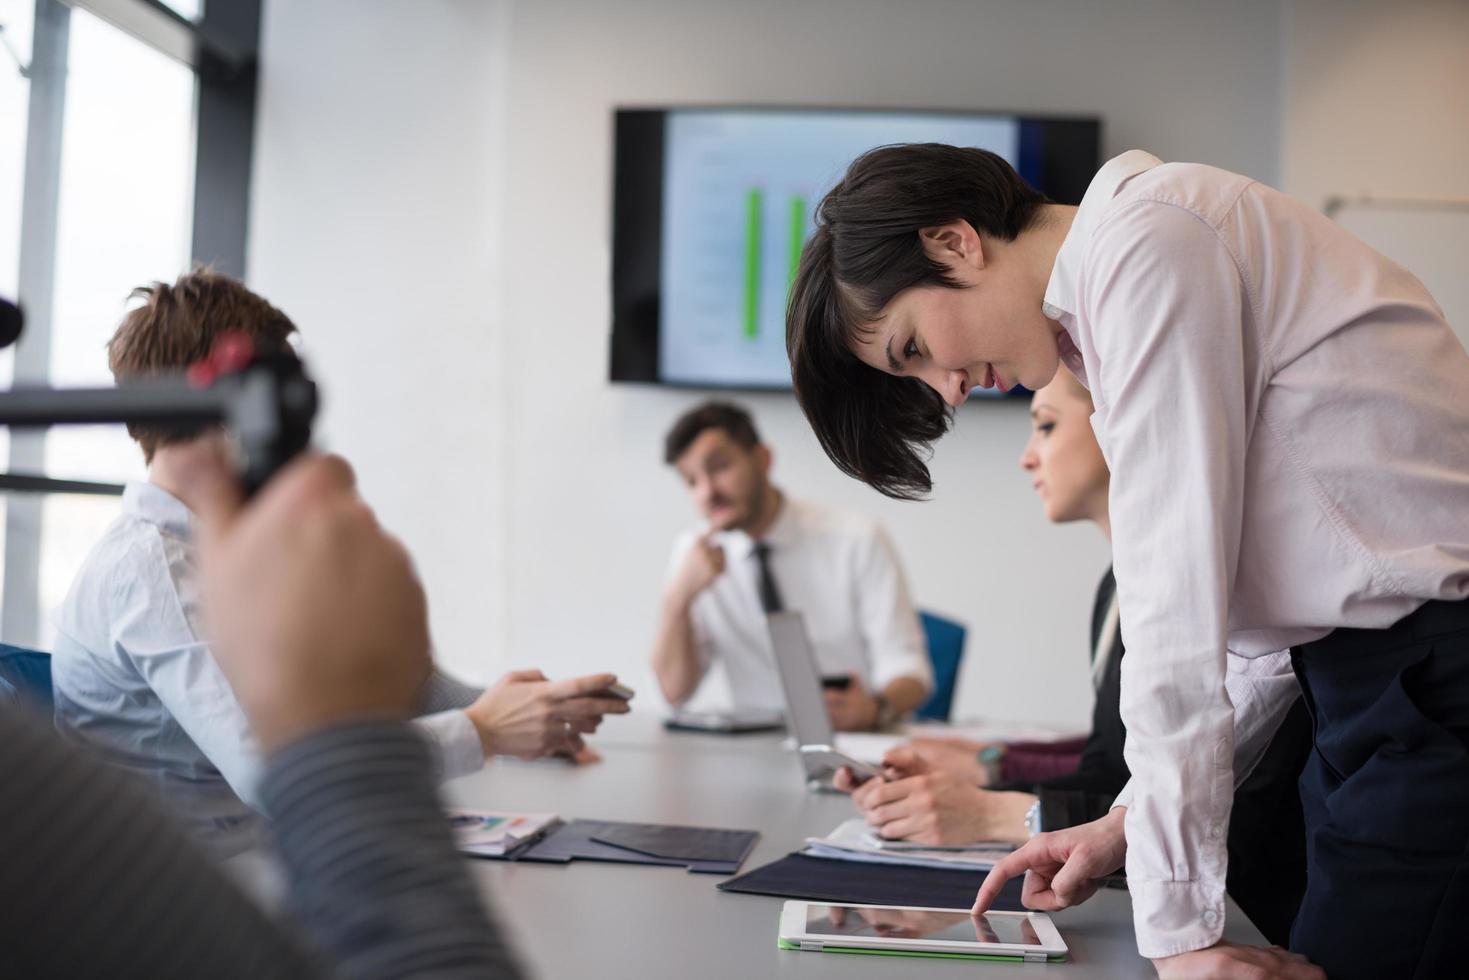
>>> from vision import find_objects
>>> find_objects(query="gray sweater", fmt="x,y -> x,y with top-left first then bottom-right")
0,707 -> 524,979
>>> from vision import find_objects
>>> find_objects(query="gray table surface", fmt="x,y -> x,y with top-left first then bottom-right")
444,712 -> 1265,979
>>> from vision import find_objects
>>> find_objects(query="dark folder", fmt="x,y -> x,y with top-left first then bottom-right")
717,852 -> 1026,911
514,819 -> 758,875
590,822 -> 757,865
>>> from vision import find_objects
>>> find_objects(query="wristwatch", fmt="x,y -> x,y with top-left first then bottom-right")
977,744 -> 1006,784
1024,800 -> 1043,838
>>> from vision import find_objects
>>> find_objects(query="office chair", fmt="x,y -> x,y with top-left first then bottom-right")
0,643 -> 53,713
914,611 -> 966,722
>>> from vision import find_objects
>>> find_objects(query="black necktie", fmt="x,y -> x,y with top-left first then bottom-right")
752,542 -> 784,614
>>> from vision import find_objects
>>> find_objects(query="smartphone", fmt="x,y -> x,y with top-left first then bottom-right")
821,675 -> 852,691
604,682 -> 635,700
800,745 -> 884,785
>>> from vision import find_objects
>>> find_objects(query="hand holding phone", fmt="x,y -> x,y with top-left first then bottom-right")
801,745 -> 884,786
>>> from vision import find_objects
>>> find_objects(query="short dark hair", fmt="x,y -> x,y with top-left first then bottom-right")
664,401 -> 762,465
786,143 -> 1049,499
108,267 -> 299,462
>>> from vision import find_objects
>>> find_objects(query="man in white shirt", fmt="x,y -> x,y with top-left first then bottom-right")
651,401 -> 932,730
785,144 -> 1468,980
53,270 -> 629,863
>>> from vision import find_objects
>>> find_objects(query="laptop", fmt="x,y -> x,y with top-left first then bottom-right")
767,611 -> 883,789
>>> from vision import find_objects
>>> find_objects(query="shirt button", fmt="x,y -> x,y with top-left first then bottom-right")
1203,909 -> 1220,925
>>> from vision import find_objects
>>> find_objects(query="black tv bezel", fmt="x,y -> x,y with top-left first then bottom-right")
609,104 -> 1102,394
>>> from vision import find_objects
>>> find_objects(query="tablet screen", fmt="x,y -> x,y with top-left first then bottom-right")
805,906 -> 1044,947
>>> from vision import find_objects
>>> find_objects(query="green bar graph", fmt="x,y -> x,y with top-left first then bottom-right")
743,188 -> 763,339
787,195 -> 806,293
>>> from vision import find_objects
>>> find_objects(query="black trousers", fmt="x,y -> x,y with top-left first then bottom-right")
1290,597 -> 1469,980
1227,696 -> 1311,946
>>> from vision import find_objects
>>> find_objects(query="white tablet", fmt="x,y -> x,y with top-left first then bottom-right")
778,901 -> 1068,963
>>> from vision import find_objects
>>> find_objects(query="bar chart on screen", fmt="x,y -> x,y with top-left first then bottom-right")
658,110 -> 1020,388
738,187 -> 809,343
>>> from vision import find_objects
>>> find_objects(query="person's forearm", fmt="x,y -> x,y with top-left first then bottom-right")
260,721 -> 525,980
651,592 -> 704,704
881,675 -> 927,717
980,790 -> 1039,845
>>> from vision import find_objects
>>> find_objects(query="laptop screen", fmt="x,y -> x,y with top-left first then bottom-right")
767,611 -> 835,747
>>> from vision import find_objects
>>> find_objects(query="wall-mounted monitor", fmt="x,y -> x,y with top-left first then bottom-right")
610,106 -> 1101,394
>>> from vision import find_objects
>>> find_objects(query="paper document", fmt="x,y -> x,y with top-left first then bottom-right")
447,808 -> 561,857
803,819 -> 1013,871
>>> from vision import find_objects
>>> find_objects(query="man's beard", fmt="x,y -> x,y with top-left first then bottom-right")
711,480 -> 767,532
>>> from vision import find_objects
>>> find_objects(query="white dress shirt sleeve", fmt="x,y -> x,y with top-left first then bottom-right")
664,531 -> 715,673
414,668 -> 489,778
126,626 -> 486,804
413,710 -> 486,780
125,541 -> 484,805
853,524 -> 933,695
1222,649 -> 1300,785
1111,648 -> 1301,810
1087,202 -> 1255,958
118,583 -> 268,809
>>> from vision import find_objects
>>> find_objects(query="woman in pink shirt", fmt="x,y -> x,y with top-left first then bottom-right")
786,143 -> 1469,980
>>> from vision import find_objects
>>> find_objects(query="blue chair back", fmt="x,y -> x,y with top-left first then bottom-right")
0,643 -> 53,713
915,611 -> 966,722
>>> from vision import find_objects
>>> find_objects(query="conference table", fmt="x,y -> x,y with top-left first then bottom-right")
445,712 -> 1267,979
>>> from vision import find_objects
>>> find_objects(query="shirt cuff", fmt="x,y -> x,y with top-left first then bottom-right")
1111,778 -> 1135,811
258,720 -> 438,821
1127,878 -> 1228,960
412,709 -> 486,781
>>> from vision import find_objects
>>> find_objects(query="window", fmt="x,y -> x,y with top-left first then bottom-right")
159,0 -> 203,20
0,0 -> 259,647
0,1 -> 29,302
36,8 -> 196,645
0,0 -> 32,607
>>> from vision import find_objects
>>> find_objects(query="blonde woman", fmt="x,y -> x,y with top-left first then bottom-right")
837,368 -> 1309,944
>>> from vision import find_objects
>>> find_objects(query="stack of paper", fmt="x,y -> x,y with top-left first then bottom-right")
447,808 -> 561,857
802,819 -> 1013,871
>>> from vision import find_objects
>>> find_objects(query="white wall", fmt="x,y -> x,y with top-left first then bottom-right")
1282,0 -> 1469,211
252,0 -> 1284,729
1282,0 -> 1469,345
250,0 -> 514,675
